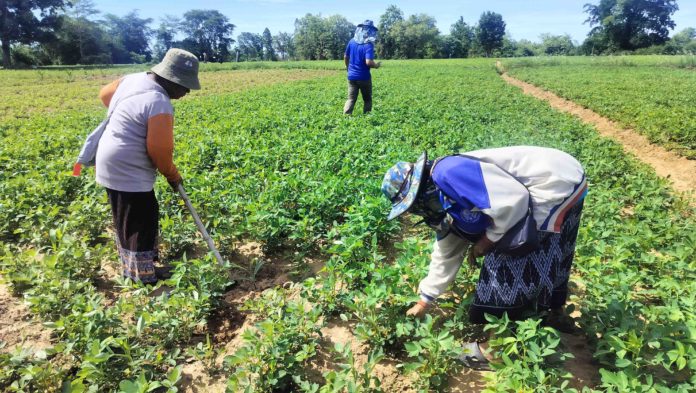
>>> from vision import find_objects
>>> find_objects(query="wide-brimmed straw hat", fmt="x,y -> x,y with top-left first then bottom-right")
381,152 -> 427,220
151,48 -> 201,90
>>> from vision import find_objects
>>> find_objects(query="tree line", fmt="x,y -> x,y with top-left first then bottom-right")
1,0 -> 694,68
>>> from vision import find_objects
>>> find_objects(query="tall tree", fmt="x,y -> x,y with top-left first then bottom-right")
236,32 -> 263,61
0,0 -> 65,68
450,16 -> 474,58
180,9 -> 235,61
377,5 -> 403,58
539,33 -> 576,55
439,35 -> 457,58
103,11 -> 153,63
476,11 -> 506,57
671,27 -> 696,45
153,15 -> 180,61
390,13 -> 440,59
664,27 -> 696,54
293,13 -> 323,60
514,39 -> 541,57
499,34 -> 518,57
47,6 -> 109,64
293,14 -> 353,60
67,0 -> 99,63
262,27 -> 275,60
272,31 -> 294,60
584,0 -> 678,50
325,15 -> 354,60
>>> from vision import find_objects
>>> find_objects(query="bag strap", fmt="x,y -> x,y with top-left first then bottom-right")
105,89 -> 153,119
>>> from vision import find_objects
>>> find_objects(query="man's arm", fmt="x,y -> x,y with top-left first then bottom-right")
344,55 -> 349,69
365,43 -> 380,68
366,59 -> 381,68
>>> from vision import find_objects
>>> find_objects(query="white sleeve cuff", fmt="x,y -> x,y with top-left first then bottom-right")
420,293 -> 436,303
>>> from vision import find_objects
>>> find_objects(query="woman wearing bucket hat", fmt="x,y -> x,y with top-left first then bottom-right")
94,48 -> 200,284
343,20 -> 381,114
381,146 -> 587,369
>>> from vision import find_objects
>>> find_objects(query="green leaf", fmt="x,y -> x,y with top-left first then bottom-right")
118,380 -> 140,393
404,342 -> 420,356
615,358 -> 632,368
167,366 -> 182,384
676,356 -> 686,370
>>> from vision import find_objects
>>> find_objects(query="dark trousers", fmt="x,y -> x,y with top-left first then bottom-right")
468,201 -> 584,324
343,79 -> 372,114
106,188 -> 159,283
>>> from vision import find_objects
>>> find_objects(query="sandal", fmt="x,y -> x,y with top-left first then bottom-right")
543,311 -> 580,335
458,342 -> 491,371
154,265 -> 174,280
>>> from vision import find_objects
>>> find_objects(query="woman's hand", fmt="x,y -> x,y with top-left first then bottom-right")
168,176 -> 183,191
468,235 -> 495,266
473,235 -> 495,257
406,301 -> 429,318
467,247 -> 478,267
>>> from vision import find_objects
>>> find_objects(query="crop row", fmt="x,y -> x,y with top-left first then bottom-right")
502,56 -> 696,159
0,66 -> 335,124
1,59 -> 695,392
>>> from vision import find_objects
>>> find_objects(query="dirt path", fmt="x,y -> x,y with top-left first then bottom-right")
498,66 -> 695,200
0,282 -> 53,353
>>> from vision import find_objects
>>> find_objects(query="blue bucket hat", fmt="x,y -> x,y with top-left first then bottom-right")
354,20 -> 378,44
358,20 -> 377,29
381,152 -> 427,221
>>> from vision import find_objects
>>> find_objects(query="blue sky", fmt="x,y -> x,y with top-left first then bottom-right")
92,0 -> 696,44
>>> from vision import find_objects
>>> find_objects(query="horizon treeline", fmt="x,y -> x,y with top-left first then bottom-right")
1,0 -> 695,68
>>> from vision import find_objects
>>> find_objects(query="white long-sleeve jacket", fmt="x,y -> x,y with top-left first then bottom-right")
418,146 -> 587,303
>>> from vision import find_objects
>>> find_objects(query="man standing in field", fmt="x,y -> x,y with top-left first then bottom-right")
343,20 -> 381,115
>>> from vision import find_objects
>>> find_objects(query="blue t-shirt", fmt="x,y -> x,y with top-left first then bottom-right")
345,39 -> 374,81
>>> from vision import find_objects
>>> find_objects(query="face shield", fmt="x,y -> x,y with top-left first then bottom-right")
410,162 -> 446,228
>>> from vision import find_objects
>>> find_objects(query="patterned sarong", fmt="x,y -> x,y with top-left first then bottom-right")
469,201 -> 584,323
106,188 -> 159,284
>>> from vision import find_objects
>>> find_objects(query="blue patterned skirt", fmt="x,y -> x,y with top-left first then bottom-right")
469,201 -> 584,324
106,188 -> 159,284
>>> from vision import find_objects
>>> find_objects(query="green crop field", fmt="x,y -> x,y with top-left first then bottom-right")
1,59 -> 695,392
502,56 -> 696,159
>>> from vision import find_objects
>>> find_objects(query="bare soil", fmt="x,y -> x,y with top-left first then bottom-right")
180,361 -> 227,393
0,239 -> 601,391
180,242 -> 312,392
498,65 -> 695,201
0,283 -> 53,353
562,332 -> 601,390
316,320 -> 423,392
176,240 -> 602,392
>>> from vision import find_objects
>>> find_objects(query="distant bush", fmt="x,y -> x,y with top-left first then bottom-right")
10,45 -> 50,67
